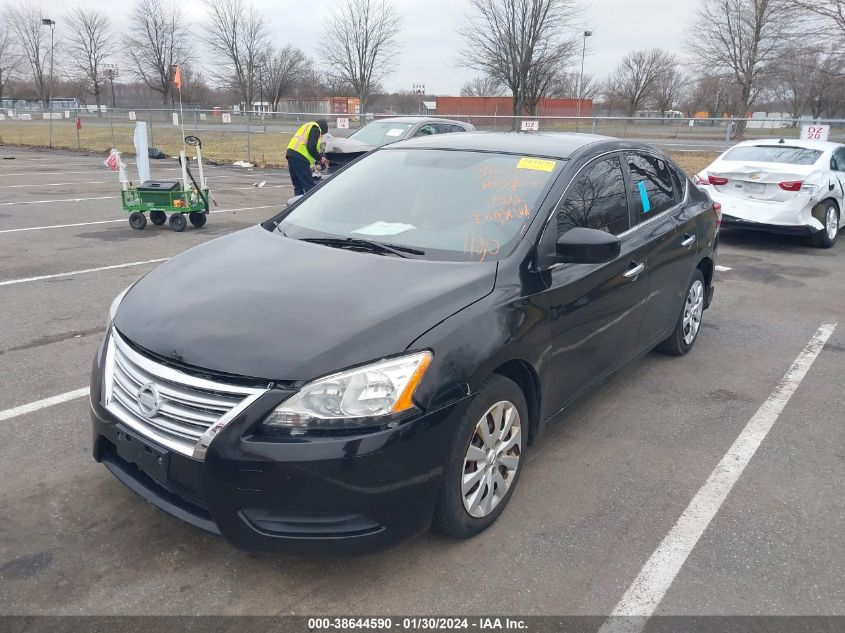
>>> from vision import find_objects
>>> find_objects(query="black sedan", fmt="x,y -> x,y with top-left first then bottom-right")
90,133 -> 720,553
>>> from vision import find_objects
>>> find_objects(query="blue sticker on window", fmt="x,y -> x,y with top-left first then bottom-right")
637,181 -> 651,213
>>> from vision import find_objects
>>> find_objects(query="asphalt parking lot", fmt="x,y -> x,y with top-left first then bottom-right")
0,146 -> 843,619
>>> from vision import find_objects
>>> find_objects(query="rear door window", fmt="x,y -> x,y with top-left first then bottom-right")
831,148 -> 845,172
625,153 -> 676,221
556,156 -> 630,236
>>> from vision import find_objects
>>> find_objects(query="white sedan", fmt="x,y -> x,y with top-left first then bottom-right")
695,139 -> 844,248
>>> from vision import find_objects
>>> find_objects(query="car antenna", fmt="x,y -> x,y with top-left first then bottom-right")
778,138 -> 785,144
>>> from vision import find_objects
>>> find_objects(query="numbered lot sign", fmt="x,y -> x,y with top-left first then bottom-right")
521,120 -> 540,132
128,111 -> 136,121
222,112 -> 232,123
172,112 -> 179,126
200,113 -> 207,121
801,124 -> 830,142
336,117 -> 349,129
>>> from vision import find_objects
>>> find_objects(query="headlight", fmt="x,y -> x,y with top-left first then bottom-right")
262,351 -> 432,433
106,286 -> 131,328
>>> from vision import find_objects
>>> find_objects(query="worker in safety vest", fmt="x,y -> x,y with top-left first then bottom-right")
285,119 -> 329,196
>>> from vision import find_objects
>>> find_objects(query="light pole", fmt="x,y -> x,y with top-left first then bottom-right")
576,30 -> 592,124
103,63 -> 119,109
413,83 -> 425,115
42,18 -> 56,148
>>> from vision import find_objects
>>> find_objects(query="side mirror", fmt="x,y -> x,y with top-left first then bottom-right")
556,227 -> 621,264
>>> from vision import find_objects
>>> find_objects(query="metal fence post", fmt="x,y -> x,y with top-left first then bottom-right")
148,109 -> 155,150
591,118 -> 597,134
108,109 -> 116,148
246,110 -> 252,164
724,119 -> 733,150
193,108 -> 198,136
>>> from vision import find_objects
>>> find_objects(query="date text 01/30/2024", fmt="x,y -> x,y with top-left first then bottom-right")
307,617 -> 529,630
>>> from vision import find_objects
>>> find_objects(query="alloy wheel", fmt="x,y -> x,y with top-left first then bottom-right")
683,280 -> 704,346
826,207 -> 838,241
461,401 -> 521,518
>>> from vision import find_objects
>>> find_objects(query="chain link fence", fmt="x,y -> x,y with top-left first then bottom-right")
2,107 -> 843,168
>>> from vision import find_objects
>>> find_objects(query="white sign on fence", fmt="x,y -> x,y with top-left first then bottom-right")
222,112 -> 232,123
521,120 -> 540,132
128,111 -> 136,121
172,112 -> 179,126
336,117 -> 349,129
64,111 -> 70,119
800,124 -> 830,142
0,114 -> 5,121
200,113 -> 207,121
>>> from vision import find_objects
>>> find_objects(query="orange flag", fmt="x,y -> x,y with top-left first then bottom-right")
173,65 -> 182,90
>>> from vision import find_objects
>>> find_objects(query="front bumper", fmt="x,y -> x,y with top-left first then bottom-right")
90,337 -> 470,554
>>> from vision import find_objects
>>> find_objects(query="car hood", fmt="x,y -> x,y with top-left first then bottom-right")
114,225 -> 496,382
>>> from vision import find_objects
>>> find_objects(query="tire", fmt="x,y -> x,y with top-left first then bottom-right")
128,212 -> 146,230
812,202 -> 839,248
432,374 -> 528,538
656,269 -> 706,356
169,213 -> 187,232
150,210 -> 166,225
189,212 -> 207,228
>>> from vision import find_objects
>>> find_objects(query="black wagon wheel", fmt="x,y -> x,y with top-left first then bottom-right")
128,212 -> 147,230
189,211 -> 207,228
150,210 -> 167,225
169,213 -> 187,232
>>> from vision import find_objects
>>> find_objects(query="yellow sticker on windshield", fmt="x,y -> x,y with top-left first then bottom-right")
516,157 -> 557,172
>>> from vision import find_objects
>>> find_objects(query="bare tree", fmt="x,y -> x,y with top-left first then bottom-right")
547,71 -> 599,100
461,0 -> 578,117
203,0 -> 267,109
652,66 -> 688,115
460,75 -> 505,97
262,45 -> 309,111
64,8 -> 114,109
771,45 -> 840,119
0,26 -> 21,104
4,2 -> 51,106
126,0 -> 193,105
792,0 -> 845,38
607,49 -> 676,116
324,0 -> 401,114
687,0 -> 793,122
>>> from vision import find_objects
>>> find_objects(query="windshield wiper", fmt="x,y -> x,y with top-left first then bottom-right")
300,237 -> 425,258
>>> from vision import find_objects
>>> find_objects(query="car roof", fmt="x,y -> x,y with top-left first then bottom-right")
369,116 -> 468,125
386,132 -> 615,159
732,138 -> 842,152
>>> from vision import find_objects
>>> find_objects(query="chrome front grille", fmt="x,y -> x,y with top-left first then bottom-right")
103,328 -> 266,459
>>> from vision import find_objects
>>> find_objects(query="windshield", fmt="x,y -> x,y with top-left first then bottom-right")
347,121 -> 416,146
277,149 -> 562,262
723,145 -> 823,165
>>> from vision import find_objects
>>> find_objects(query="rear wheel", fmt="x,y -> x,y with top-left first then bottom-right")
189,212 -> 207,227
432,374 -> 527,538
812,202 -> 839,248
128,212 -> 146,230
656,269 -> 706,356
169,213 -> 187,232
149,210 -> 166,225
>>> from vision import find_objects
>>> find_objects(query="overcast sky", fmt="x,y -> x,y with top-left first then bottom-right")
42,0 -> 697,95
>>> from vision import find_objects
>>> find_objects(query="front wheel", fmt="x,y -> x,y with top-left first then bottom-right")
169,213 -> 187,232
432,374 -> 527,538
812,203 -> 839,248
656,269 -> 706,356
189,212 -> 207,227
128,212 -> 146,230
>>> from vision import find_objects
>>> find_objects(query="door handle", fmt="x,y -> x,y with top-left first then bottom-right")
681,234 -> 696,248
623,262 -> 645,280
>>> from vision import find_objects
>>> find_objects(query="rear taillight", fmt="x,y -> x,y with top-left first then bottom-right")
713,202 -> 722,228
708,175 -> 728,186
778,181 -> 803,191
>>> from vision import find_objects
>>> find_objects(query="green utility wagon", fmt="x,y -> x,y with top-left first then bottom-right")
120,135 -> 212,232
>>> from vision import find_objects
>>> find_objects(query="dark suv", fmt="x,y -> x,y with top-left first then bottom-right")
90,133 -> 719,553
